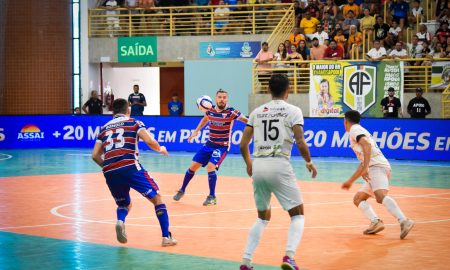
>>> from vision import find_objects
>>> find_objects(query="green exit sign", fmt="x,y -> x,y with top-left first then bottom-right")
118,37 -> 157,63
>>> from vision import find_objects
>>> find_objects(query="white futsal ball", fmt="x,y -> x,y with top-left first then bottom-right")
196,95 -> 213,112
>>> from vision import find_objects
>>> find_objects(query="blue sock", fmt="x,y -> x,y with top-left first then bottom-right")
208,171 -> 217,197
180,169 -> 195,192
117,207 -> 129,222
155,204 -> 170,237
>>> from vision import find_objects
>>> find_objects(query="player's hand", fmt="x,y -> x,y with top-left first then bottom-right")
246,162 -> 253,177
306,163 -> 317,178
188,130 -> 198,143
361,167 -> 370,182
158,146 -> 169,156
342,180 -> 352,190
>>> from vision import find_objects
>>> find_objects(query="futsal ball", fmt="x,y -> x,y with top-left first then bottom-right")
196,95 -> 213,112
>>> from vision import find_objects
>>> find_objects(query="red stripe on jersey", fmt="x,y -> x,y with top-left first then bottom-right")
208,116 -> 234,122
209,134 -> 230,138
103,159 -> 135,172
144,171 -> 159,191
208,125 -> 231,130
124,137 -> 136,144
104,149 -> 134,159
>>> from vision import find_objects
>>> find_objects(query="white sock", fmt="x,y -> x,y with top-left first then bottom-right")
243,218 -> 269,262
286,215 -> 305,259
382,196 -> 406,223
358,200 -> 379,222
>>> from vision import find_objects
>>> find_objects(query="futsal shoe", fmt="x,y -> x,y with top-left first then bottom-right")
115,220 -> 127,244
400,219 -> 415,239
162,232 -> 178,247
173,190 -> 185,201
203,195 -> 217,206
363,219 -> 385,235
281,256 -> 299,270
239,264 -> 253,270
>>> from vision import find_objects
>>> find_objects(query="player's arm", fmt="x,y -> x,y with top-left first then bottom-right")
141,95 -> 147,107
91,141 -> 104,167
188,115 -> 209,142
138,128 -> 168,155
293,124 -> 317,178
237,114 -> 248,124
240,125 -> 254,177
342,136 -> 371,190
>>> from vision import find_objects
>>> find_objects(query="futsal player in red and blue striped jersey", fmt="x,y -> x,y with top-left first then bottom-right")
173,89 -> 248,206
92,98 -> 177,246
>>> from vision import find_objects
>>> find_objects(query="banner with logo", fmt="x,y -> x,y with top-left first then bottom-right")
118,36 -> 157,62
199,42 -> 261,58
431,61 -> 450,88
309,61 -> 404,117
0,116 -> 449,161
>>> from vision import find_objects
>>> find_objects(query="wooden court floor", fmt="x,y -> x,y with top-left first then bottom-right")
0,150 -> 449,269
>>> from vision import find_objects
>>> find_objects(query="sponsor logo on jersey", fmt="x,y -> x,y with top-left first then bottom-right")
17,124 -> 44,140
262,107 -> 269,112
343,65 -> 376,114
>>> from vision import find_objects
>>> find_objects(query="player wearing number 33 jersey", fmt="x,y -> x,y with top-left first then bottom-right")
239,75 -> 317,270
92,98 -> 177,247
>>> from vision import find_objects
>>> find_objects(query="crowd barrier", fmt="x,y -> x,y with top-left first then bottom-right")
0,116 -> 448,161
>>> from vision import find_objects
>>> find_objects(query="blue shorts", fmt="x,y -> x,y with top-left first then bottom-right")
192,142 -> 228,170
104,167 -> 159,207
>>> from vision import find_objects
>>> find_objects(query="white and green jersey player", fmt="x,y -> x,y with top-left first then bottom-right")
239,74 -> 317,270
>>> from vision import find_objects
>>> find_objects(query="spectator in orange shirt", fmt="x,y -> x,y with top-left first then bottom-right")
343,0 -> 361,18
310,37 -> 327,60
334,29 -> 347,52
347,25 -> 363,58
289,27 -> 306,48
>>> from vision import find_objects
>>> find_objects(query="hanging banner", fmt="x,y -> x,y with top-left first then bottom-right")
199,42 -> 261,58
309,61 -> 404,117
431,61 -> 450,88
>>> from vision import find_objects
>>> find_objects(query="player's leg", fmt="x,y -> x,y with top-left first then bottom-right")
130,169 -> 177,246
105,174 -> 132,244
174,145 -> 210,201
241,160 -> 271,270
271,161 -> 303,270
354,188 -> 385,235
203,147 -> 227,206
371,167 -> 414,239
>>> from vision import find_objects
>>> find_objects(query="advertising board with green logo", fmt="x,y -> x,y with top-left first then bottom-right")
118,37 -> 157,62
309,61 -> 403,117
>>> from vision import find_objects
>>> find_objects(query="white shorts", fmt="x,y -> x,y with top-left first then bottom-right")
359,166 -> 391,197
252,158 -> 303,211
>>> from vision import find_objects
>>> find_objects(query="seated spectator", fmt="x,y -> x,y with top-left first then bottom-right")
408,0 -> 424,26
334,29 -> 347,52
306,0 -> 320,19
295,1 -> 308,25
274,43 -> 289,71
374,16 -> 390,41
289,27 -> 306,48
435,22 -> 450,44
300,12 -> 320,40
214,0 -> 230,34
437,8 -> 450,24
322,0 -> 338,19
408,35 -> 424,65
310,37 -> 327,60
343,0 -> 361,19
365,40 -> 387,61
323,40 -> 344,60
389,41 -> 408,59
416,24 -> 432,45
82,90 -> 103,115
384,32 -> 396,52
310,24 -> 329,45
255,42 -> 274,86
347,25 -> 363,58
297,40 -> 311,64
329,22 -> 342,41
321,12 -> 335,34
343,10 -> 360,37
390,0 -> 409,30
389,20 -> 402,41
168,93 -> 183,116
360,1 -> 376,17
407,88 -> 431,118
287,44 -> 304,63
421,41 -> 433,65
360,8 -> 375,34
285,40 -> 293,53
431,42 -> 444,58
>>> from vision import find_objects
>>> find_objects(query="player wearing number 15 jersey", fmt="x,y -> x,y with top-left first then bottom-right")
239,74 -> 317,270
91,98 -> 177,247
